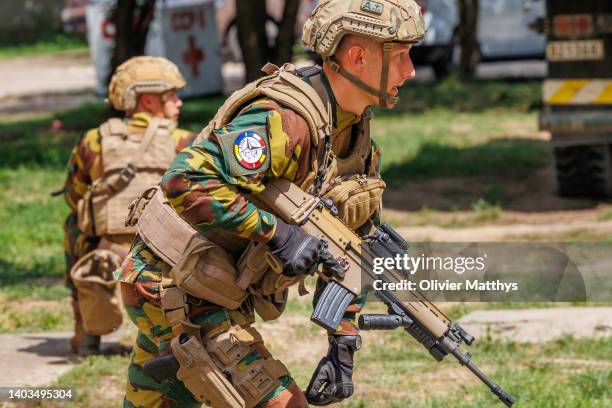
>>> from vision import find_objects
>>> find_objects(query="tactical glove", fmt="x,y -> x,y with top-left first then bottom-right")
268,218 -> 345,278
305,335 -> 361,405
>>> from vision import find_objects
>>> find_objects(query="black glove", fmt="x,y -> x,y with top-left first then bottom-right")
268,218 -> 345,278
305,335 -> 361,406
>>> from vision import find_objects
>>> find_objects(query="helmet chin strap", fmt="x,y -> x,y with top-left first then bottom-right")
326,42 -> 397,108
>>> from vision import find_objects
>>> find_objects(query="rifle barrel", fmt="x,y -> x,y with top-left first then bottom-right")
450,348 -> 515,407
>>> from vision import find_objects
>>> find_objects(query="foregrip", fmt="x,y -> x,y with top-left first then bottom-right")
359,314 -> 403,330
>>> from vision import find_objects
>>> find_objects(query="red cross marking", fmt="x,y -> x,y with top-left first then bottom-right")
182,35 -> 204,78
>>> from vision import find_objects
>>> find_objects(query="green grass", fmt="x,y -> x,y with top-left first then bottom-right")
54,355 -> 129,407
44,316 -> 610,407
393,75 -> 542,112
343,330 -> 612,408
373,110 -> 549,186
0,34 -> 87,59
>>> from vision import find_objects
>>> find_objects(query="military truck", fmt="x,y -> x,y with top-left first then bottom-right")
540,1 -> 612,197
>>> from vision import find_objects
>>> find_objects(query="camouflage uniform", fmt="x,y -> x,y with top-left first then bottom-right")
64,112 -> 194,351
117,70 -> 381,407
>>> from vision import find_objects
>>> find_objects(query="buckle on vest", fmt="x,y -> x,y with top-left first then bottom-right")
119,163 -> 137,183
184,294 -> 206,306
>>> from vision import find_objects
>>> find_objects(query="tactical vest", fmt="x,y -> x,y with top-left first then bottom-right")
77,117 -> 177,238
134,64 -> 385,320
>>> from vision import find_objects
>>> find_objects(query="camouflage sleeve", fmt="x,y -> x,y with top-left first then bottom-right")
170,127 -> 196,154
161,100 -> 311,242
63,129 -> 101,212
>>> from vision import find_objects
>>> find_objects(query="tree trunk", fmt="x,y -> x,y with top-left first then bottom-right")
108,0 -> 156,85
235,0 -> 300,83
273,0 -> 300,66
458,0 -> 479,77
236,0 -> 270,82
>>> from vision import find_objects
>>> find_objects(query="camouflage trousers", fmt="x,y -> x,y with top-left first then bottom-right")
118,249 -> 307,408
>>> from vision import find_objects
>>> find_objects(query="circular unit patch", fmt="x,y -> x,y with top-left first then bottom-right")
233,131 -> 268,170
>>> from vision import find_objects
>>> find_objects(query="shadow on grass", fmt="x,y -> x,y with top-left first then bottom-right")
0,257 -> 64,286
385,75 -> 542,114
0,97 -> 226,169
381,137 -> 600,213
382,138 -> 550,186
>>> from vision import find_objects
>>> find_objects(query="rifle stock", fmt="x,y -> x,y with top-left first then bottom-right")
255,178 -> 515,407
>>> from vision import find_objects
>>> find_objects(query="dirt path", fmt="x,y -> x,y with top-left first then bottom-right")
0,52 -> 247,120
0,331 -> 126,388
383,164 -> 612,241
397,219 -> 612,242
0,51 -> 95,100
459,307 -> 612,343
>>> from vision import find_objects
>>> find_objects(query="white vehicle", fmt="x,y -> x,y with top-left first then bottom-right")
412,0 -> 546,78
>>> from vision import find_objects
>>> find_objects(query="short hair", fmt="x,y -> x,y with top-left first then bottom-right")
335,34 -> 381,58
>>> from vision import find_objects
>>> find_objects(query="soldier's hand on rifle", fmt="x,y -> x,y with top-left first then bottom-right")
268,218 -> 345,278
305,335 -> 360,405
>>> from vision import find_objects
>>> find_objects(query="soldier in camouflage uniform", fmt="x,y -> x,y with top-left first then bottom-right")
64,56 -> 194,356
117,1 -> 425,406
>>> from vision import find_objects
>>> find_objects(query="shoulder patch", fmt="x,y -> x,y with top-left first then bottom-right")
218,125 -> 270,177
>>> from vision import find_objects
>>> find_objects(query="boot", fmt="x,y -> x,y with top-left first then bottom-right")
78,334 -> 101,357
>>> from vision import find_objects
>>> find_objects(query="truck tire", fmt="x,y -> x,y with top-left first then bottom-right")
554,144 -> 612,197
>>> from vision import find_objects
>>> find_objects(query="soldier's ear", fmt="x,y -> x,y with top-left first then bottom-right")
136,93 -> 162,114
345,44 -> 366,71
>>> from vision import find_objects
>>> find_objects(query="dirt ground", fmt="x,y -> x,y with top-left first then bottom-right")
384,163 -> 612,241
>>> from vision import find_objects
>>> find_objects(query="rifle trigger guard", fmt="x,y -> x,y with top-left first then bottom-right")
337,256 -> 350,271
290,196 -> 322,225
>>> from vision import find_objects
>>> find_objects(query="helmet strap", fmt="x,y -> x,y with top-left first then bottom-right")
326,42 -> 397,108
379,42 -> 395,107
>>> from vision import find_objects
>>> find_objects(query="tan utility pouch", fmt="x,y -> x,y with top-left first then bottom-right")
170,239 -> 251,310
171,334 -> 246,408
237,242 -> 296,321
138,187 -> 252,310
206,327 -> 288,408
70,249 -> 123,335
323,175 -> 386,229
251,290 -> 289,322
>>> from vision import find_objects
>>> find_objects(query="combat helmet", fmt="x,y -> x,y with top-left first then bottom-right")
303,0 -> 425,106
107,56 -> 186,112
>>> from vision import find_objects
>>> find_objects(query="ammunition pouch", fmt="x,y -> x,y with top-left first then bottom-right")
170,238 -> 250,310
70,249 -> 123,335
322,175 -> 385,229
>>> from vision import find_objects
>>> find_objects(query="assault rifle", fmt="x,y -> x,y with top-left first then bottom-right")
255,179 -> 516,407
